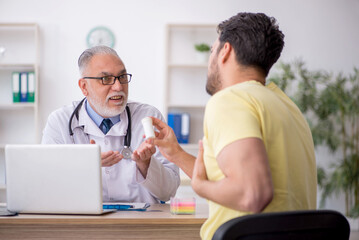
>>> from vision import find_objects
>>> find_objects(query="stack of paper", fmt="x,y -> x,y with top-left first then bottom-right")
170,197 -> 196,215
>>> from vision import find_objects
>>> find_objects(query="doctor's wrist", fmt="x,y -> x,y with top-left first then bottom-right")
135,159 -> 151,178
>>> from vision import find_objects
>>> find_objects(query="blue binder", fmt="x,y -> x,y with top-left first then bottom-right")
168,113 -> 190,143
20,72 -> 28,102
168,113 -> 182,142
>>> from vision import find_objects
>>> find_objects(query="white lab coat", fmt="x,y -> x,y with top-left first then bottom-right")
42,99 -> 180,203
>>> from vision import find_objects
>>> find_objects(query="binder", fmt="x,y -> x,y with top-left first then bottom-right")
181,113 -> 190,144
12,72 -> 20,103
168,113 -> 182,142
27,72 -> 35,102
168,112 -> 190,143
20,72 -> 28,102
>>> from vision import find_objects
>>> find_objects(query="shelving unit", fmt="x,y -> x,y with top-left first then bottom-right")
164,24 -> 217,184
0,23 -> 39,201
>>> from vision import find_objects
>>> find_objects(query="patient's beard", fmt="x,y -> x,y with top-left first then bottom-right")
206,60 -> 222,96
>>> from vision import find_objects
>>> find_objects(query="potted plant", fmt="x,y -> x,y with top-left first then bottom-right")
268,60 -> 359,229
194,43 -> 210,63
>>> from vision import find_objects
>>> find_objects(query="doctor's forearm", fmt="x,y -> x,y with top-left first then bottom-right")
141,157 -> 180,201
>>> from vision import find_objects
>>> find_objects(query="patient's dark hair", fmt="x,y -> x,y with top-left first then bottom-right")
217,12 -> 284,76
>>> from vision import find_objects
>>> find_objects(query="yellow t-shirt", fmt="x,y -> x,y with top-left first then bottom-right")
201,81 -> 317,240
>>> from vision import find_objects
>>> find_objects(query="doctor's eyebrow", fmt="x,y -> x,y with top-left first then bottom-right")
100,69 -> 127,76
118,69 -> 127,75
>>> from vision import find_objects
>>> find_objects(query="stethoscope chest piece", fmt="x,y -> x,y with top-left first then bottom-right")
121,146 -> 133,159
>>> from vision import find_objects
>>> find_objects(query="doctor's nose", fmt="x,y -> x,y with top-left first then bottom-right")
111,79 -> 124,91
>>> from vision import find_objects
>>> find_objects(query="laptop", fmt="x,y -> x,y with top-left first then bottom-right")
5,144 -> 115,215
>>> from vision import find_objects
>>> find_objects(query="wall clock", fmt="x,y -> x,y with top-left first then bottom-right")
86,26 -> 115,48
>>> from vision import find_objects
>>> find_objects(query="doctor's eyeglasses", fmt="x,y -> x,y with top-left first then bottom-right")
83,73 -> 132,85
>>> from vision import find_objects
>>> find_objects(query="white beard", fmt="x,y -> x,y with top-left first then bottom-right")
87,91 -> 127,118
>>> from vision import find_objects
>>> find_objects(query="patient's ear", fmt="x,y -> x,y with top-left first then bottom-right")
78,78 -> 88,96
219,42 -> 232,64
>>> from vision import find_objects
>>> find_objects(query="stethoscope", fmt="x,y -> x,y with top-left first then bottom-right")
68,97 -> 133,159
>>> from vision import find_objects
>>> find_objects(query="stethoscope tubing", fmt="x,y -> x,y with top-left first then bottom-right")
68,97 -> 131,149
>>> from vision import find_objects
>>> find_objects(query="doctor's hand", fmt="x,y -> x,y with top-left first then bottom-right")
132,138 -> 156,178
90,139 -> 123,167
151,117 -> 184,163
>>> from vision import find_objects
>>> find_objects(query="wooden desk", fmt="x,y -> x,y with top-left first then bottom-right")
0,203 -> 208,240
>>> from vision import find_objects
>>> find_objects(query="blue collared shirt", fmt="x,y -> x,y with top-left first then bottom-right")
85,100 -> 121,133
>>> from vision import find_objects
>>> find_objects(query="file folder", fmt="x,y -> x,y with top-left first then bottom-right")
12,72 -> 20,103
103,202 -> 150,211
103,204 -> 133,210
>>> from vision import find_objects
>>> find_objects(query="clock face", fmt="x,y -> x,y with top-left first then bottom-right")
87,26 -> 115,48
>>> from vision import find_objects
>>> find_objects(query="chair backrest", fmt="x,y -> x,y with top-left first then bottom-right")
212,210 -> 350,240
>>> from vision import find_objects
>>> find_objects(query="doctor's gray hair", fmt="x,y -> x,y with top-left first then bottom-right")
78,46 -> 121,77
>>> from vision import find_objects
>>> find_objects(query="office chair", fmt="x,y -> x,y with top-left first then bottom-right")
212,209 -> 350,240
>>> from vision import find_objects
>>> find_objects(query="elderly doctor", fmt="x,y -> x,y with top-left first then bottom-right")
41,46 -> 180,203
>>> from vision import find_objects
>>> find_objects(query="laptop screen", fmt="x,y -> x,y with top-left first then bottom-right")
5,144 -> 106,214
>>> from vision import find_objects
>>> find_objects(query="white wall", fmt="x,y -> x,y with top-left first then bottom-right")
1,0 -> 358,211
